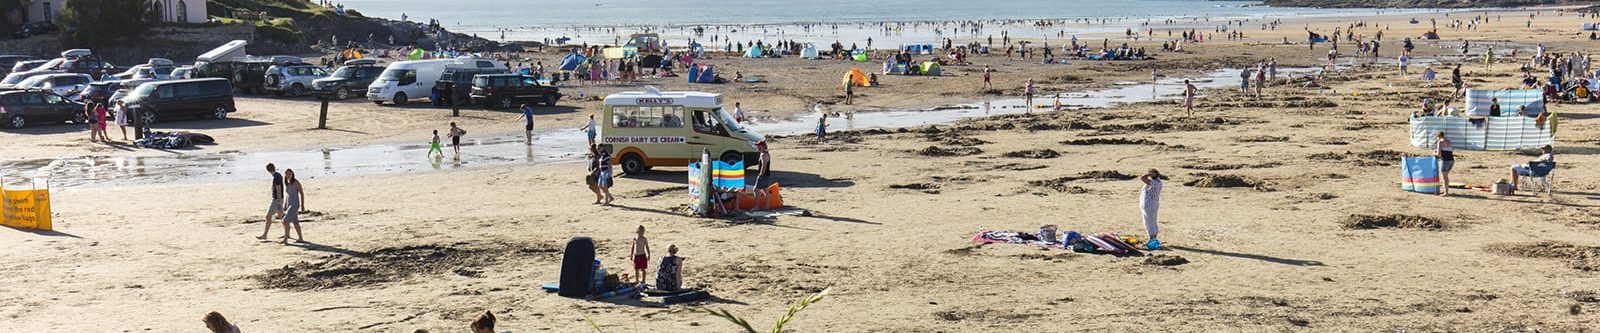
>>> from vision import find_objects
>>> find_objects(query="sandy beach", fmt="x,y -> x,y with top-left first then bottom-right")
3,6 -> 1600,332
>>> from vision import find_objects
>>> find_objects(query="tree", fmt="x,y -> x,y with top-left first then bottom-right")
58,0 -> 155,47
0,0 -> 30,35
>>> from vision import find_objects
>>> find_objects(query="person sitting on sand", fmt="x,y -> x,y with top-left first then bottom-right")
203,311 -> 241,333
656,244 -> 685,292
1509,145 -> 1554,187
470,311 -> 496,333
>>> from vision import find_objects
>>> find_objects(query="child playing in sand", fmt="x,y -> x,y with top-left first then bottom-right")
1139,169 -> 1164,243
203,311 -> 241,333
470,311 -> 495,333
427,130 -> 443,158
631,225 -> 651,286
815,111 -> 828,143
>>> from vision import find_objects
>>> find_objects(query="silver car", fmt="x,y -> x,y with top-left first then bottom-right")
263,64 -> 328,97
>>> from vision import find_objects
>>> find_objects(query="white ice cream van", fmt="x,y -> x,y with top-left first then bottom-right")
600,87 -> 764,174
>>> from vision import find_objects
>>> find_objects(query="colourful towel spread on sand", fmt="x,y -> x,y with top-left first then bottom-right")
971,230 -> 1064,249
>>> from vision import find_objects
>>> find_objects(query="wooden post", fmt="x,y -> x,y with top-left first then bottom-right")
317,97 -> 330,129
133,108 -> 144,140
450,84 -> 461,117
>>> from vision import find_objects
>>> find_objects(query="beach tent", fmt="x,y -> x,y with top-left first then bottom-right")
559,53 -> 587,71
851,52 -> 869,62
744,44 -> 763,58
919,61 -> 941,76
408,48 -> 425,60
800,44 -> 819,59
1464,89 -> 1544,117
687,65 -> 700,83
695,65 -> 718,83
842,67 -> 869,87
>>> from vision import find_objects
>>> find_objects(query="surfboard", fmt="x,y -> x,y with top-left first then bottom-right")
1083,234 -> 1125,255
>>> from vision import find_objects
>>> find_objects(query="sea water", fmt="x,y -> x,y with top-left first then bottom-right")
337,0 -> 1443,46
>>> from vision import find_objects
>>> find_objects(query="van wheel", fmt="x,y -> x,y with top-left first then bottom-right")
8,115 -> 24,129
335,87 -> 351,100
213,105 -> 229,119
289,83 -> 305,97
72,112 -> 88,124
620,153 -> 648,175
139,111 -> 157,125
545,95 -> 559,106
498,98 -> 514,109
719,151 -> 743,165
393,92 -> 408,105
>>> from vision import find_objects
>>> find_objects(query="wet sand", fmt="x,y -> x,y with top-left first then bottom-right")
4,7 -> 1600,332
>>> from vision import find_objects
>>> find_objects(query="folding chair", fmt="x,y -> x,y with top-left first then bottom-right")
1519,161 -> 1555,194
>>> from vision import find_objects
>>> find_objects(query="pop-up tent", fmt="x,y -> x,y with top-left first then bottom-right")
559,52 -> 587,71
919,61 -> 941,76
800,44 -> 819,59
851,51 -> 869,62
744,44 -> 763,58
842,67 -> 869,87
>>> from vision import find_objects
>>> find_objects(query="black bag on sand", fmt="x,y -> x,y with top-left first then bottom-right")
558,236 -> 596,297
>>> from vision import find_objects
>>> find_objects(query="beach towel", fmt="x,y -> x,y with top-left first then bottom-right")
971,230 -> 1064,248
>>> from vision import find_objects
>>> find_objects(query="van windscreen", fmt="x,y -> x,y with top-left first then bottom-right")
378,69 -> 410,81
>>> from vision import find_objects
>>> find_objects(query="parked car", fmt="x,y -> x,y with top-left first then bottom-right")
195,56 -> 298,95
12,22 -> 59,39
0,58 -> 66,87
62,57 -> 117,79
124,78 -> 236,124
10,59 -> 50,73
312,59 -> 384,100
15,73 -> 93,98
0,90 -> 86,129
263,63 -> 328,97
470,74 -> 562,109
169,66 -> 194,80
79,79 -> 153,106
113,58 -> 177,80
0,55 -> 39,77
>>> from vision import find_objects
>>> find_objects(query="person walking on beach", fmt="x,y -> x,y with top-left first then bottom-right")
427,130 -> 444,158
631,225 -> 651,286
1023,79 -> 1036,113
517,103 -> 535,145
844,82 -> 854,105
114,101 -> 130,140
1239,66 -> 1253,94
586,145 -> 607,204
1435,131 -> 1454,197
1451,64 -> 1465,96
278,169 -> 306,244
258,163 -> 285,240
732,102 -> 745,123
815,111 -> 829,143
580,114 -> 598,146
596,147 -> 614,204
1268,58 -> 1278,83
1182,79 -> 1196,116
447,122 -> 466,155
1254,64 -> 1266,98
982,65 -> 993,90
1139,169 -> 1164,243
1485,45 -> 1496,70
92,102 -> 110,142
1399,53 -> 1411,76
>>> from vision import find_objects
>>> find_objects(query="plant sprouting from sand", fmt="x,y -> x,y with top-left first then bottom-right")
680,288 -> 830,333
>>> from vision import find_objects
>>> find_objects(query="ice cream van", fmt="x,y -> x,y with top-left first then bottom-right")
599,86 -> 764,174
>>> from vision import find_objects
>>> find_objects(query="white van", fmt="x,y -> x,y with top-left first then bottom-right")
599,87 -> 765,174
367,57 -> 506,105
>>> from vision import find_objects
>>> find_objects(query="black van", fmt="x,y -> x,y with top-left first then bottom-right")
124,78 -> 236,124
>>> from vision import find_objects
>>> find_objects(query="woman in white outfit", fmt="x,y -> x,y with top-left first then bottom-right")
1139,169 -> 1164,242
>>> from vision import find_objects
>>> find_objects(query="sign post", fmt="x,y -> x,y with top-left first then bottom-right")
317,96 -> 330,129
